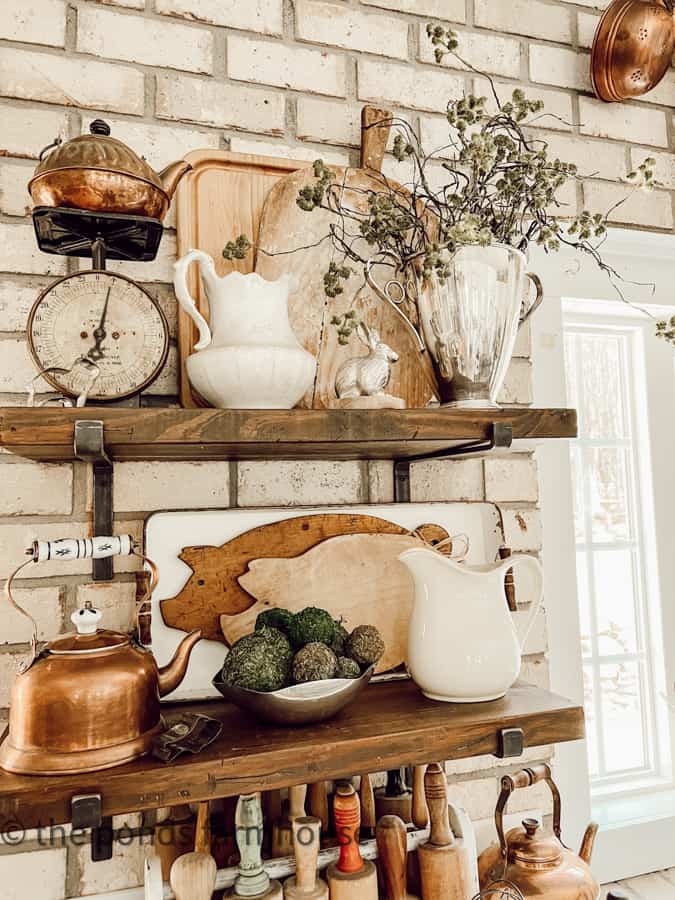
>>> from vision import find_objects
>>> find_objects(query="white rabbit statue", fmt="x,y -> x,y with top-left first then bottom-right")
331,323 -> 405,409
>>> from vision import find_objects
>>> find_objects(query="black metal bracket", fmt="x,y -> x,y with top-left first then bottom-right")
393,421 -> 513,503
74,421 -> 113,582
497,727 -> 525,759
70,795 -> 113,862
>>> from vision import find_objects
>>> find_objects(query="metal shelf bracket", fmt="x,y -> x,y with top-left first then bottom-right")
394,421 -> 513,503
74,420 -> 113,582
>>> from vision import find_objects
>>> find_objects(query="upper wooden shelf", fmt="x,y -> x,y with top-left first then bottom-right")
0,407 -> 577,461
0,680 -> 584,831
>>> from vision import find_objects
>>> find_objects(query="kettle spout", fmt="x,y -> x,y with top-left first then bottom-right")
159,159 -> 192,199
579,823 -> 599,865
158,629 -> 201,697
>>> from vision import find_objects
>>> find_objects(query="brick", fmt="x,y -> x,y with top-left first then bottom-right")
0,461 -> 72,514
502,509 -> 543,552
76,582 -> 137,634
0,0 -> 66,47
521,654 -> 550,689
0,104 -> 69,159
632,147 -> 675,190
77,6 -> 213,75
228,35 -> 346,98
295,1 -> 408,60
297,98 -> 361,147
473,78 -> 575,132
409,458 -> 484,503
0,159 -> 34,217
527,129 -> 628,182
572,0 -> 610,7
0,280 -> 48,332
485,456 -> 538,503
0,847 -> 67,900
156,0 -> 283,36
156,72 -> 285,133
359,59 -> 464,112
144,344 -> 179,396
514,320 -> 532,358
0,520 -> 143,580
475,0 -> 572,43
237,461 -> 364,506
634,69 -> 675,107
583,180 -> 673,230
0,338 -> 48,394
1,587 -> 64,643
0,222 -> 67,277
579,96 -> 669,147
529,45 -> 591,92
516,606 -> 548,656
368,460 -> 394,503
577,12 -> 600,49
445,777 -> 497,821
75,838 -> 144,896
420,26 -> 522,79
112,461 -> 229,511
0,48 -> 144,115
498,358 -> 533,406
361,0 -> 466,19
446,742 -> 551,776
98,0 -> 144,7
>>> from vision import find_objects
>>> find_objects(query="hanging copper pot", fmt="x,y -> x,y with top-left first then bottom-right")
478,765 -> 600,900
28,119 -> 191,220
591,0 -> 675,102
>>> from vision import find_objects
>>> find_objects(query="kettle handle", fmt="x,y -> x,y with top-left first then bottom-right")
496,554 -> 544,653
174,249 -> 214,351
495,764 -> 562,858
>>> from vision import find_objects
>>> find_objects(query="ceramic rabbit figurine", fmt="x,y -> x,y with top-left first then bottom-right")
332,324 -> 404,409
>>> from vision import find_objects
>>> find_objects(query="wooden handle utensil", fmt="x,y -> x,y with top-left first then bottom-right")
359,773 -> 376,840
307,782 -> 329,835
326,783 -> 377,900
155,804 -> 196,880
376,769 -> 412,823
289,784 -> 307,823
283,816 -> 328,899
228,793 -> 282,898
376,815 -> 419,900
411,766 -> 428,829
170,802 -> 217,900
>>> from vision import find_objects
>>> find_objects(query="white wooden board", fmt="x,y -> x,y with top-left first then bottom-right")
145,503 -> 505,701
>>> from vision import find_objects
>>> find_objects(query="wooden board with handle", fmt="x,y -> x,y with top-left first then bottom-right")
160,513 -> 449,643
255,107 -> 436,409
223,532 -> 438,673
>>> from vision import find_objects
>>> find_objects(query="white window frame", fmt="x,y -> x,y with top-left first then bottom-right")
529,229 -> 675,883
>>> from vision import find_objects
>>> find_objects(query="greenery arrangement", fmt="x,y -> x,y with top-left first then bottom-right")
224,24 -> 671,345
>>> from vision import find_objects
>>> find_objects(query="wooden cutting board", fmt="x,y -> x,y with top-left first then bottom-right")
159,513 -> 449,643
255,107 -> 437,409
222,532 -> 427,674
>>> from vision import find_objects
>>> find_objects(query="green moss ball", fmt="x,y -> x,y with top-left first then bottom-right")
330,621 -> 349,655
335,656 -> 361,679
255,607 -> 295,635
345,625 -> 385,667
292,642 -> 337,683
222,626 -> 293,692
288,607 -> 338,648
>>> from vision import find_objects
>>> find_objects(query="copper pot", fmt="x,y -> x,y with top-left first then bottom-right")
0,535 -> 201,775
591,0 -> 675,102
478,764 -> 600,900
28,119 -> 191,220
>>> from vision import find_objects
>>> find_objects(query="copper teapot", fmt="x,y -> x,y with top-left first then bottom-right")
478,764 -> 600,900
0,535 -> 201,775
28,119 -> 191,221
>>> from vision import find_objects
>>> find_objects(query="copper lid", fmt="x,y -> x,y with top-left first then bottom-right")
30,119 -> 166,194
48,630 -> 130,654
507,819 -> 563,867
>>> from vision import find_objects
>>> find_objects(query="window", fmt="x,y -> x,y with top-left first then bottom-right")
564,311 -> 673,799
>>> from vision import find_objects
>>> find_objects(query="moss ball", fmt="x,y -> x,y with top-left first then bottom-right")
292,642 -> 337,683
255,607 -> 295,635
335,656 -> 361,679
345,625 -> 385,667
222,626 -> 293,692
288,607 -> 338,648
330,621 -> 349,655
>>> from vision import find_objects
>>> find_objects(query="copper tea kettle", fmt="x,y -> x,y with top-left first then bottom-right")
28,119 -> 191,221
478,764 -> 600,900
0,535 -> 201,775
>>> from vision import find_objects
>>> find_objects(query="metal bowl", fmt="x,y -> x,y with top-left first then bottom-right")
212,666 -> 374,726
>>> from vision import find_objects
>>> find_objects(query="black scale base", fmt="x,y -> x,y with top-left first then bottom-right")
32,206 -> 163,261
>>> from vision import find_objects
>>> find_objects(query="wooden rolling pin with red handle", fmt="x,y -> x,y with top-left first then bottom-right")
326,783 -> 377,900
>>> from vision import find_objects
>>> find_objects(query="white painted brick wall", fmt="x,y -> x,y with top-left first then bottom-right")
228,35 -> 347,97
0,0 -> 67,48
156,0 -> 284,36
295,1 -> 409,60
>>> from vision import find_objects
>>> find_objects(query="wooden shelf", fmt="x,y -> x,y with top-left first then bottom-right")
0,681 -> 584,831
0,407 -> 577,461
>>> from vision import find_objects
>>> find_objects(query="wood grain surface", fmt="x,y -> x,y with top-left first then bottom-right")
160,514 -> 448,643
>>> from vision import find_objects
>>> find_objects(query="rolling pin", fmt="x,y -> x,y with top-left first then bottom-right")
375,769 -> 412,823
307,782 -> 329,835
411,766 -> 428,829
273,785 -> 307,858
359,774 -> 377,840
326,783 -> 378,900
283,816 -> 328,899
376,816 -> 419,900
263,790 -> 283,857
418,764 -> 477,900
170,802 -> 217,900
228,793 -> 282,898
155,804 -> 196,880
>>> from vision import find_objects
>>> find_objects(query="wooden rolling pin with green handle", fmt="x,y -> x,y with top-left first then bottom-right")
326,783 -> 377,900
283,817 -> 328,899
377,815 -> 419,900
227,793 -> 282,898
170,802 -> 217,900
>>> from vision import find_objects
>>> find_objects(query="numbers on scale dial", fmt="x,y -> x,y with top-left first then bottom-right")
29,272 -> 169,401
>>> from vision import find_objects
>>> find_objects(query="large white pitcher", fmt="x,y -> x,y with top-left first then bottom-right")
174,249 -> 316,409
398,547 -> 544,703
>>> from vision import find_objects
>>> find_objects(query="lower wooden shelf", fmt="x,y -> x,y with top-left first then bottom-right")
0,680 -> 583,832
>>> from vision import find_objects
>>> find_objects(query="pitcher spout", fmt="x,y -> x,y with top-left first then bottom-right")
158,629 -> 201,697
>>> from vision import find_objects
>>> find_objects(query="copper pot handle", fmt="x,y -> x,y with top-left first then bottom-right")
38,136 -> 62,161
494,763 -> 563,858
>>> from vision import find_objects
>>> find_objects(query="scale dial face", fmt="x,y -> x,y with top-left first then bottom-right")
28,270 -> 169,401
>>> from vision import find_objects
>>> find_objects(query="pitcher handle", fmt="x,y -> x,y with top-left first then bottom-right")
520,272 -> 544,327
364,259 -> 426,352
497,554 -> 544,653
174,249 -> 213,351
